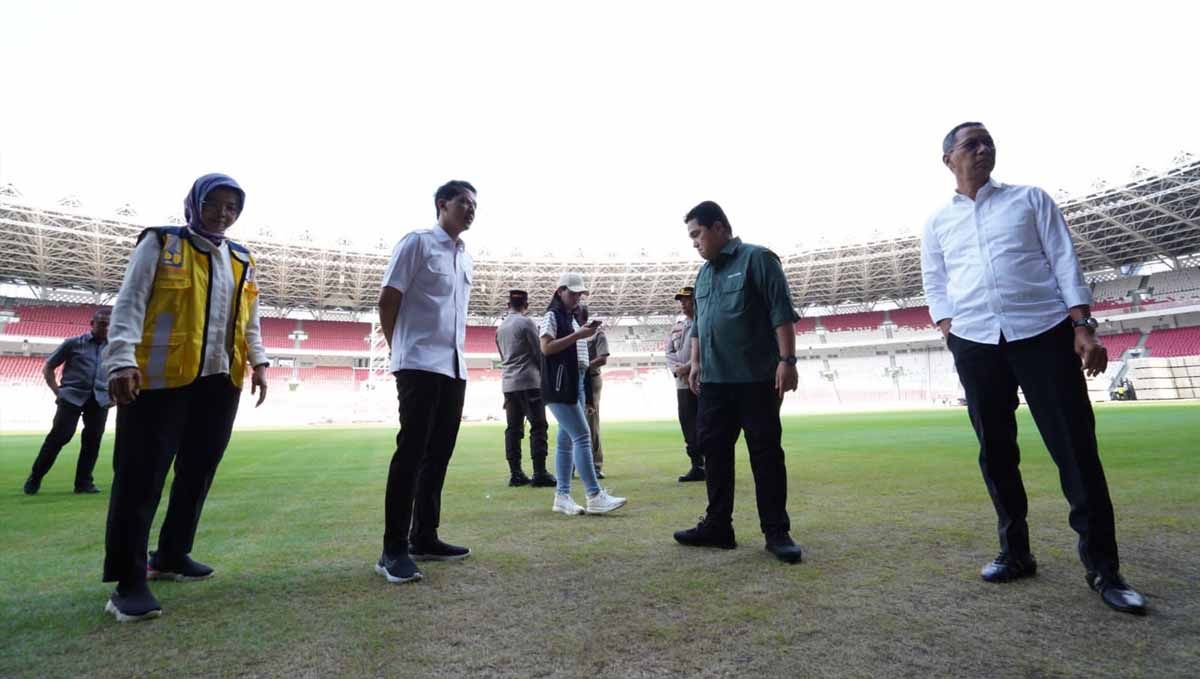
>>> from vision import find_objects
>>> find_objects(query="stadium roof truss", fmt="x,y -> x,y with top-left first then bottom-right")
2,156 -> 1199,320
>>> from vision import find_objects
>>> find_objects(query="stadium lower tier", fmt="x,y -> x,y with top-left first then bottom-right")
4,345 -> 1199,431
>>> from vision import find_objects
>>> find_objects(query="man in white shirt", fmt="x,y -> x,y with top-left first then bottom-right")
921,123 -> 1145,615
375,180 -> 476,584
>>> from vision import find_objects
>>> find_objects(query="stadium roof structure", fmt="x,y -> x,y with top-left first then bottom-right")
2,155 -> 1200,321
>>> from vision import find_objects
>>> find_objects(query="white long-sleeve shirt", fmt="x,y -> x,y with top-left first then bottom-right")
920,178 -> 1091,345
103,228 -> 269,380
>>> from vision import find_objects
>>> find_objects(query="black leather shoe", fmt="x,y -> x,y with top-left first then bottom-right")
74,484 -> 101,494
508,470 -> 531,487
1088,572 -> 1147,615
674,518 -> 736,550
765,534 -> 803,564
23,476 -> 40,495
595,468 -> 606,480
148,552 -> 214,581
981,553 -> 1037,582
678,466 -> 706,482
409,538 -> 471,561
376,551 -> 422,583
105,581 -> 162,623
529,469 -> 557,487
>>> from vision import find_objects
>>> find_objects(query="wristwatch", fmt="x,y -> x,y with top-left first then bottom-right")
780,355 -> 798,366
1072,316 -> 1099,332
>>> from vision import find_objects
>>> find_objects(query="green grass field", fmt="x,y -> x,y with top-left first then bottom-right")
1,403 -> 1198,678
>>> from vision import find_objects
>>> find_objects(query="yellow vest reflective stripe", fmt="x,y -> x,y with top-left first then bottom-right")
134,227 -> 259,389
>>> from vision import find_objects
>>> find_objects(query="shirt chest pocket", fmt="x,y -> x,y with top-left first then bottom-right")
981,203 -> 1039,255
720,273 -> 747,313
420,257 -> 454,296
694,280 -> 712,316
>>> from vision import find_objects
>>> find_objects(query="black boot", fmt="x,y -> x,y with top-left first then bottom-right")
529,459 -> 556,487
508,465 -> 531,487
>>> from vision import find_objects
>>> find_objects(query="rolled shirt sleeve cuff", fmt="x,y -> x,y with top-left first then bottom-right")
1061,286 -> 1093,309
928,302 -> 954,324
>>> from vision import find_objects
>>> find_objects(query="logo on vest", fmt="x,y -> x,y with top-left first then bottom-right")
161,235 -> 184,268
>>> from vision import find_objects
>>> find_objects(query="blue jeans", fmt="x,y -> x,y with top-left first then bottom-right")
546,368 -> 600,497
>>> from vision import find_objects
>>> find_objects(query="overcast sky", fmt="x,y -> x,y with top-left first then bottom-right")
1,0 -> 1197,258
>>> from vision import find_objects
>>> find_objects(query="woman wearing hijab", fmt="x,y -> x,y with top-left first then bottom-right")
539,272 -> 626,516
100,173 -> 270,622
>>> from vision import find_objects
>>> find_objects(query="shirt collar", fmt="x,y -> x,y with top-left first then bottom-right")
433,224 -> 466,251
952,177 -> 1003,203
184,226 -> 220,252
719,236 -> 742,257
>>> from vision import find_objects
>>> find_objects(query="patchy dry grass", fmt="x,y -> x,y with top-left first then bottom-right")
1,403 -> 1198,678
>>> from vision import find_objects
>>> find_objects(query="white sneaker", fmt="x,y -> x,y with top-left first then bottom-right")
585,489 -> 627,514
552,494 -> 585,515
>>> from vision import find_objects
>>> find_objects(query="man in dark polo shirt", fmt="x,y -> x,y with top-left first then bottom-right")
495,289 -> 556,487
673,201 -> 804,564
24,308 -> 112,495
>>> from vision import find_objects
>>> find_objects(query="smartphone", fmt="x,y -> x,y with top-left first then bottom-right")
587,319 -> 602,328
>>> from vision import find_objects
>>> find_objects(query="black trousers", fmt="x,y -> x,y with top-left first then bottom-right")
384,369 -> 466,554
503,388 -> 549,464
676,388 -> 701,467
697,381 -> 790,536
103,374 -> 241,584
947,319 -> 1120,577
31,397 -> 108,488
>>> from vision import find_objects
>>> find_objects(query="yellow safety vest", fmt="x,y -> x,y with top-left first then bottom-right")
134,227 -> 259,389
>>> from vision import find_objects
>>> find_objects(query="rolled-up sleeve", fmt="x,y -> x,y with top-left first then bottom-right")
753,250 -> 800,329
920,217 -> 954,324
102,235 -> 161,375
1034,188 -> 1092,308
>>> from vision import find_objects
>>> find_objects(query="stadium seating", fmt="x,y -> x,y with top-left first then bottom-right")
465,326 -> 497,353
1090,299 -> 1130,312
1092,276 -> 1138,302
265,365 -> 360,389
889,306 -> 933,329
1144,326 -> 1200,357
1148,267 -> 1200,297
260,317 -> 376,352
301,320 -> 373,352
0,355 -> 48,385
1099,331 -> 1142,358
819,310 -> 885,332
261,317 -> 300,349
0,303 -> 107,338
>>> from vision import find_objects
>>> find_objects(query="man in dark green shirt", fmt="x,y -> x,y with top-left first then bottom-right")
673,201 -> 804,564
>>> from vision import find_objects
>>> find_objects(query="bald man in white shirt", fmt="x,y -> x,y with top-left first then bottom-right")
921,122 -> 1145,615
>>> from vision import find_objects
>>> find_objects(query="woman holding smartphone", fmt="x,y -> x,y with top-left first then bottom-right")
539,272 -> 626,515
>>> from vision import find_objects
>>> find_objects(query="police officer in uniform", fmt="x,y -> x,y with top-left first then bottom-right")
496,289 -> 556,487
665,287 -> 704,482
